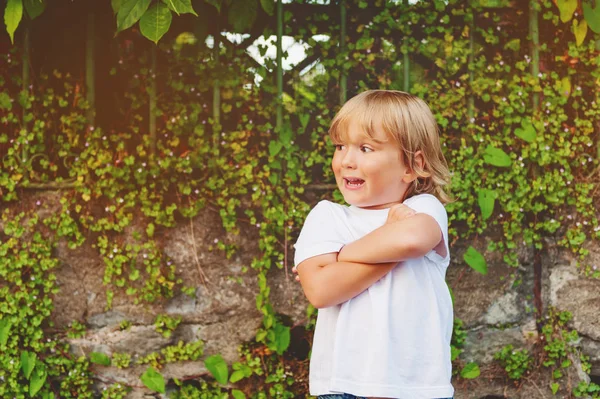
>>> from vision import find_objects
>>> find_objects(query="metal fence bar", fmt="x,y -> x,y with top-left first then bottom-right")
529,0 -> 539,113
468,9 -> 475,122
276,0 -> 283,132
340,0 -> 347,104
403,0 -> 409,92
86,9 -> 95,127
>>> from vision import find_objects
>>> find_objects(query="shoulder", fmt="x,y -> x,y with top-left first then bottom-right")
310,200 -> 347,215
303,200 -> 348,225
404,194 -> 447,224
404,194 -> 446,211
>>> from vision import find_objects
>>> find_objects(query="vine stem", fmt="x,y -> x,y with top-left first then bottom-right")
184,195 -> 210,291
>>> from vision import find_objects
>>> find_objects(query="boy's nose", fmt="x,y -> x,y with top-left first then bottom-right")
341,149 -> 357,169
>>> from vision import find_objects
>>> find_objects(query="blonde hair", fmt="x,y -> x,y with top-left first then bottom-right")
329,90 -> 452,204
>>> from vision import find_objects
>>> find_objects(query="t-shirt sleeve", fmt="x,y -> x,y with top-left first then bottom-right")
404,194 -> 450,264
294,201 -> 346,267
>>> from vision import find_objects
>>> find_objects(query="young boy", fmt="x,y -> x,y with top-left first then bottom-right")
293,90 -> 454,399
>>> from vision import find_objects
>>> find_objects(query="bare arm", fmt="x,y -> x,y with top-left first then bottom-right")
337,211 -> 444,264
296,253 -> 396,308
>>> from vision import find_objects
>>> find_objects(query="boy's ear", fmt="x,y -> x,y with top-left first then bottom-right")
402,150 -> 426,183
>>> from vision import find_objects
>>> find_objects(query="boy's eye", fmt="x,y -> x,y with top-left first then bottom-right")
334,144 -> 345,151
361,146 -> 374,153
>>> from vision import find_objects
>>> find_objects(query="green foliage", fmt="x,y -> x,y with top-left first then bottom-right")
1,0 -> 599,397
111,352 -> 132,369
154,314 -> 182,338
141,366 -> 165,393
205,354 -> 229,385
460,362 -> 481,379
463,246 -> 488,275
494,344 -> 533,380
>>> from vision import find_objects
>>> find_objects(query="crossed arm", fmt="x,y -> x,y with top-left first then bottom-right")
295,205 -> 443,309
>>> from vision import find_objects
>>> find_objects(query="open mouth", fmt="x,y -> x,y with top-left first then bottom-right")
344,177 -> 365,189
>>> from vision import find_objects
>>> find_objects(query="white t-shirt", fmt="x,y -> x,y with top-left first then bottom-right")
294,194 -> 454,399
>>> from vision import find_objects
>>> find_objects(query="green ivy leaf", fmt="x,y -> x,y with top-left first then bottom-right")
116,0 -> 152,33
477,189 -> 497,220
272,322 -> 290,355
260,0 -> 274,16
269,141 -> 283,157
0,318 -> 11,346
551,382 -> 560,394
228,0 -> 257,32
161,0 -> 197,16
560,76 -> 571,98
90,352 -> 111,366
29,364 -> 47,397
23,0 -> 45,20
205,354 -> 228,384
205,0 -> 222,13
299,113 -> 310,129
583,0 -> 600,33
4,0 -> 23,44
514,121 -> 536,143
111,0 -> 121,14
463,246 -> 487,275
141,367 -> 165,393
230,370 -> 247,383
146,222 -> 155,238
451,345 -> 462,361
478,0 -> 510,7
0,92 -> 11,110
573,18 -> 588,46
21,351 -> 37,379
483,145 -> 511,167
556,0 -> 577,23
461,362 -> 480,379
140,2 -> 172,44
232,389 -> 246,399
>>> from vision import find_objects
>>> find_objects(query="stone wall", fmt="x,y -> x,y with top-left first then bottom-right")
5,191 -> 600,398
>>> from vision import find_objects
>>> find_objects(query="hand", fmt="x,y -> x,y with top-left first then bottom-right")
385,203 -> 416,224
292,266 -> 300,282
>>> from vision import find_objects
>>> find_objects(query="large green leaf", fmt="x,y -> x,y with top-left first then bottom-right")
557,0 -> 577,23
140,2 -> 172,44
111,0 -> 121,14
260,0 -> 275,16
463,246 -> 487,275
228,0 -> 257,32
29,364 -> 47,397
574,18 -> 588,46
232,390 -> 246,399
161,0 -> 197,16
583,1 -> 600,33
478,0 -> 510,7
23,0 -> 44,20
0,318 -> 11,346
205,0 -> 222,13
205,354 -> 228,385
272,323 -> 290,355
477,189 -> 497,220
90,352 -> 111,366
483,145 -> 512,167
21,351 -> 37,379
461,362 -> 481,379
514,121 -> 536,143
140,367 -> 165,393
116,0 -> 151,32
4,0 -> 23,44
269,140 -> 283,157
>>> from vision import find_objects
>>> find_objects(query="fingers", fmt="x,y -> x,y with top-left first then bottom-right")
386,204 -> 416,223
292,266 -> 300,282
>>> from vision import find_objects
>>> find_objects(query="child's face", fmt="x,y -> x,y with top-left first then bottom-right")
331,122 -> 414,209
